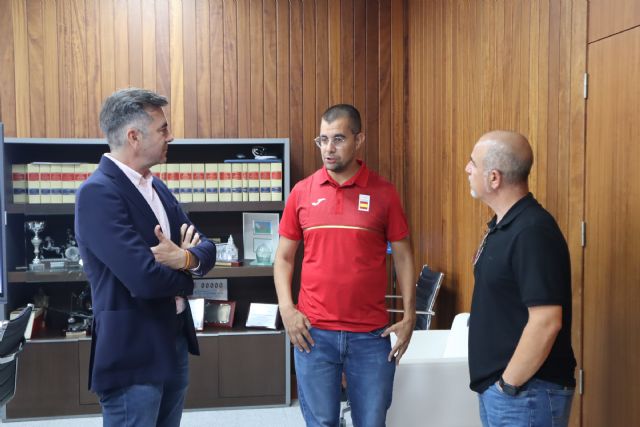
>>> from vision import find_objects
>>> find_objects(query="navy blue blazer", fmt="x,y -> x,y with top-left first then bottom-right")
75,156 -> 216,393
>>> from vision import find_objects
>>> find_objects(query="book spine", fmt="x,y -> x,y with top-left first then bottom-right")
27,163 -> 41,204
204,163 -> 219,202
247,163 -> 260,202
231,163 -> 243,202
259,163 -> 271,201
166,164 -> 181,197
179,163 -> 193,203
74,164 -> 85,196
270,162 -> 283,201
11,164 -> 27,203
218,163 -> 232,202
39,164 -> 52,203
61,164 -> 75,203
242,162 -> 249,202
192,163 -> 206,202
50,164 -> 63,203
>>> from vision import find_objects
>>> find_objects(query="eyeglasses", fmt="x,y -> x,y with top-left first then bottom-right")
314,135 -> 348,148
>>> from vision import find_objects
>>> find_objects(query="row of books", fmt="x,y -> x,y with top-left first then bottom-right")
11,163 -> 97,204
11,160 -> 284,204
149,160 -> 283,202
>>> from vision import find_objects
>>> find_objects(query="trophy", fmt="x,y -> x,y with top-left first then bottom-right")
26,221 -> 46,271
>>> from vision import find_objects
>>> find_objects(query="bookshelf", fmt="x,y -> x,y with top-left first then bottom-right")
0,133 -> 291,419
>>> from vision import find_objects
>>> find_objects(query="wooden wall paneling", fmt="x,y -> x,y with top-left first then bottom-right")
236,0 -> 250,138
275,0 -> 290,139
588,0 -> 640,43
182,0 -> 198,137
263,0 -> 277,138
42,0 -> 59,137
57,0 -> 73,137
288,0 -> 304,185
568,3 -> 587,426
352,0 -> 366,133
195,0 -> 211,137
535,0 -> 551,202
315,0 -> 330,171
99,0 -> 116,111
156,0 -> 172,128
86,0 -> 102,137
377,0 -> 391,181
12,0 -> 31,136
556,0 -> 573,234
339,0 -> 353,104
0,0 -> 17,135
364,0 -> 379,171
141,0 -> 157,92
127,0 -> 144,88
328,0 -> 341,106
528,0 -> 541,196
209,0 -> 224,136
545,0 -> 561,213
169,0 -> 185,137
390,0 -> 404,200
301,0 -> 317,177
249,0 -> 265,137
26,0 -> 45,137
114,0 -> 129,90
69,0 -> 89,137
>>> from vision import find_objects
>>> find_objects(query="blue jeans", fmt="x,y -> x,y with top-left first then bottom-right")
99,335 -> 189,427
294,327 -> 396,427
478,378 -> 574,427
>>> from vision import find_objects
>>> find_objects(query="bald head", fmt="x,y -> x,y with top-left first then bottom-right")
477,130 -> 533,184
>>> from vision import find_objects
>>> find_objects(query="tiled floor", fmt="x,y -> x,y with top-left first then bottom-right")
0,402 -> 354,426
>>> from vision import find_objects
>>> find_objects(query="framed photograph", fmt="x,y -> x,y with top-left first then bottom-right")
203,300 -> 236,328
242,212 -> 279,262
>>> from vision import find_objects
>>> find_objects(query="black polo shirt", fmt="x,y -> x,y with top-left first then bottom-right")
468,193 -> 576,393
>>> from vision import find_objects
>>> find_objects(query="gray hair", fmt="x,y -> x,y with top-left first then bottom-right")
321,104 -> 362,134
99,88 -> 168,149
482,139 -> 532,184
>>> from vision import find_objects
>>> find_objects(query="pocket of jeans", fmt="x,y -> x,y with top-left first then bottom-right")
492,381 -> 530,399
548,388 -> 574,426
367,326 -> 388,337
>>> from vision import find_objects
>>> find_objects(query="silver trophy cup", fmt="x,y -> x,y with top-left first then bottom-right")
27,221 -> 46,271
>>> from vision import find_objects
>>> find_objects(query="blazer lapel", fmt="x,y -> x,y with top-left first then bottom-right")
99,156 -> 157,223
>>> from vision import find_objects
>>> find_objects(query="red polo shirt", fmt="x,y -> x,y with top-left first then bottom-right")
279,161 -> 409,332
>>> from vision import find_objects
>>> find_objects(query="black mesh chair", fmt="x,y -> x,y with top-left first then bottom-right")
386,264 -> 445,330
339,265 -> 445,426
0,304 -> 33,406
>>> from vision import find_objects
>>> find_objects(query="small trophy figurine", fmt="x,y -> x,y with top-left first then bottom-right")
26,220 -> 46,271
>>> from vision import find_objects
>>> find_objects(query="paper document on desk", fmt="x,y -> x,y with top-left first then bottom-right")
245,303 -> 279,329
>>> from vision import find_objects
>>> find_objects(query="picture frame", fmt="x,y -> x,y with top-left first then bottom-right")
242,212 -> 280,263
203,300 -> 236,328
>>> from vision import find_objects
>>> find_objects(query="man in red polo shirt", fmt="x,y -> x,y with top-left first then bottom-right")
274,104 -> 416,427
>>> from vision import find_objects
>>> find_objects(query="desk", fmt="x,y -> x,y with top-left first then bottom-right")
386,330 -> 481,427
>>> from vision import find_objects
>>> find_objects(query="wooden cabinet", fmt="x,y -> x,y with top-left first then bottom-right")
0,134 -> 291,420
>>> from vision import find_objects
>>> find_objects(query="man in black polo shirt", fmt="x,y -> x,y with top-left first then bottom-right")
465,130 -> 576,427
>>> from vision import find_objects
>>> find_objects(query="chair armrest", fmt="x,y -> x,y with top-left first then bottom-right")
387,308 -> 435,316
0,340 -> 25,364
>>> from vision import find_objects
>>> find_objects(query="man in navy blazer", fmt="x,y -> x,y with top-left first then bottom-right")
75,88 -> 216,427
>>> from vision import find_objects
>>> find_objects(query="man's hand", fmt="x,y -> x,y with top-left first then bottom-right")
382,316 -> 416,364
280,305 -> 315,353
150,225 -> 187,269
180,223 -> 200,249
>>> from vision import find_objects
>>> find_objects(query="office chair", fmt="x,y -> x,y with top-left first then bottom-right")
340,265 -> 445,426
0,304 -> 33,406
386,264 -> 445,330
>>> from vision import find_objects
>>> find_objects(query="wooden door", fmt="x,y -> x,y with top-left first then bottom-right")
583,26 -> 640,426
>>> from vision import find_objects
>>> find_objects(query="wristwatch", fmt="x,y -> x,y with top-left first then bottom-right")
498,376 -> 521,396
